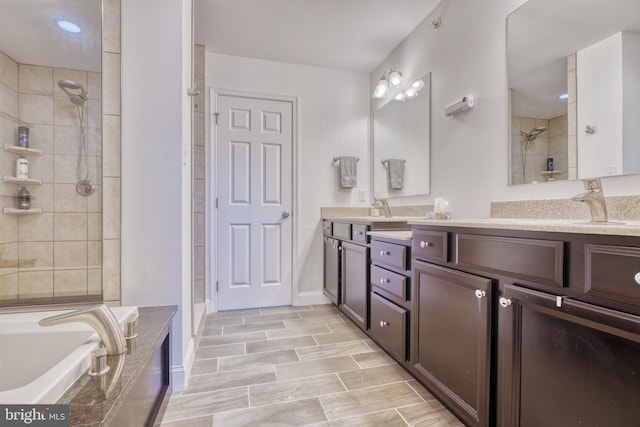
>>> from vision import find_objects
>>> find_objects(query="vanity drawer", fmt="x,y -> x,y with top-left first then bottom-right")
370,292 -> 407,362
456,234 -> 564,288
371,264 -> 408,301
332,222 -> 351,240
585,244 -> 640,306
352,224 -> 369,244
372,240 -> 408,270
323,221 -> 333,236
412,230 -> 448,263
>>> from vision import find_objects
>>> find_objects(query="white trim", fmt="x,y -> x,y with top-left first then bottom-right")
170,365 -> 186,392
296,291 -> 331,306
209,88 -> 299,311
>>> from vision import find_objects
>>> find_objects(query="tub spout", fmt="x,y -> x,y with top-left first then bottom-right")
39,304 -> 127,355
571,178 -> 608,222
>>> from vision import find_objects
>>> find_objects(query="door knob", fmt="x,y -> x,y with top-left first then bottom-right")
282,211 -> 290,219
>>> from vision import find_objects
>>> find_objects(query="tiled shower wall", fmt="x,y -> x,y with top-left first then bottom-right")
0,0 -> 121,305
511,115 -> 568,185
193,44 -> 206,304
0,55 -> 102,300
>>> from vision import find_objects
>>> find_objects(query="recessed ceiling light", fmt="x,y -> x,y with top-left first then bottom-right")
56,19 -> 82,34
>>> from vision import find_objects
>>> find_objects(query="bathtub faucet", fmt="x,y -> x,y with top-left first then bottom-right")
39,304 -> 127,355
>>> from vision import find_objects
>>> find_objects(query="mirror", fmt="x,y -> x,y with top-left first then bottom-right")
507,0 -> 640,185
0,0 -> 102,304
372,73 -> 431,199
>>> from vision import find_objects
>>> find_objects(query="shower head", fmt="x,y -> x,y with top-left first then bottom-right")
520,126 -> 547,142
58,80 -> 88,106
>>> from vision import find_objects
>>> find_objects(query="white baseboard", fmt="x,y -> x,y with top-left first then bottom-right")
170,337 -> 195,393
295,291 -> 331,306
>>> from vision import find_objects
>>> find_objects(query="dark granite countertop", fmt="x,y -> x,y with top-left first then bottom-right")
56,305 -> 177,426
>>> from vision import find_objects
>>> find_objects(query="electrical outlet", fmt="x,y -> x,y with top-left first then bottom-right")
358,190 -> 366,202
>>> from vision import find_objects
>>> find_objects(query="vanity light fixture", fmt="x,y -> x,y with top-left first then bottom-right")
56,18 -> 83,33
372,69 -> 403,99
404,87 -> 418,98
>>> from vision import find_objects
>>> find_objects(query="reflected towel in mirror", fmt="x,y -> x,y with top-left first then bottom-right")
339,156 -> 358,188
387,159 -> 405,190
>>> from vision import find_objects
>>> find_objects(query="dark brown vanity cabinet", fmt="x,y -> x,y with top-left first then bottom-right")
412,259 -> 493,427
341,240 -> 370,330
323,235 -> 341,305
499,284 -> 640,427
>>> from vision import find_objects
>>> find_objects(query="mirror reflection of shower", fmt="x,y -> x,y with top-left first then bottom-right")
58,79 -> 96,196
519,126 -> 546,183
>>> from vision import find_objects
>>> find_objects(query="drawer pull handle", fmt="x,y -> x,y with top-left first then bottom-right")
474,289 -> 486,299
499,297 -> 512,308
420,241 -> 433,248
380,250 -> 390,256
635,272 -> 640,285
380,278 -> 390,284
356,231 -> 364,235
379,320 -> 389,327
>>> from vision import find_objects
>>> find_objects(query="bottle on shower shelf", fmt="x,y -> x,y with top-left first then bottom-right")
18,126 -> 29,148
17,186 -> 30,210
16,155 -> 29,179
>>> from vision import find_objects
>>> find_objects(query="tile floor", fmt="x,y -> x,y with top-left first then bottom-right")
159,304 -> 465,427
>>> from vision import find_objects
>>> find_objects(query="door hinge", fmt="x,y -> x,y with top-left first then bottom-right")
214,112 -> 219,125
215,197 -> 219,208
216,281 -> 219,292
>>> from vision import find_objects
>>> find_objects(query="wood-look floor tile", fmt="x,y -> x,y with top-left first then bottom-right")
218,349 -> 299,372
275,355 -> 360,381
249,374 -> 345,407
208,308 -> 261,318
246,335 -> 317,354
327,322 -> 362,333
223,320 -> 286,335
200,331 -> 267,347
406,379 -> 438,402
296,340 -> 372,361
319,382 -> 423,420
259,305 -> 315,314
284,315 -> 346,327
211,398 -> 327,427
190,358 -> 218,375
201,326 -> 222,336
243,312 -> 302,324
338,364 -> 412,390
195,343 -> 244,360
160,415 -> 213,427
313,330 -> 367,345
363,338 -> 382,351
162,387 -> 248,422
351,350 -> 396,369
298,307 -> 342,318
315,409 -> 408,427
395,401 -> 465,427
204,316 -> 245,327
185,366 -> 276,393
266,324 -> 331,340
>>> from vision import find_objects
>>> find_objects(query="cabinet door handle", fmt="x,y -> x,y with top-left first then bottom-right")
380,250 -> 390,256
356,231 -> 364,236
474,289 -> 486,299
380,278 -> 390,284
420,241 -> 433,248
635,272 -> 640,285
379,320 -> 389,327
499,297 -> 512,308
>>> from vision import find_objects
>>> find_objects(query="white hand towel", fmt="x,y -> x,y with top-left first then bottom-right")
339,156 -> 358,189
388,159 -> 405,190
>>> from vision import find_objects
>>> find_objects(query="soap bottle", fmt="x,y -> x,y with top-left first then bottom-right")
16,155 -> 29,179
18,126 -> 29,148
17,186 -> 30,210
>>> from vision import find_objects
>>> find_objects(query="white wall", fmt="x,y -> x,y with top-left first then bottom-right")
371,0 -> 640,215
121,0 -> 193,391
622,32 -> 640,175
206,53 -> 370,298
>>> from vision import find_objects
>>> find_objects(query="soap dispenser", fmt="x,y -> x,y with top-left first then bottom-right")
16,155 -> 29,179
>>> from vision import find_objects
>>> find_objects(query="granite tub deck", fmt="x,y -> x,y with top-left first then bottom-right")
57,305 -> 177,426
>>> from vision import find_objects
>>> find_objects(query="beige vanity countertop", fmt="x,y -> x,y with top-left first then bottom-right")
408,218 -> 640,236
367,230 -> 413,240
323,216 -> 425,223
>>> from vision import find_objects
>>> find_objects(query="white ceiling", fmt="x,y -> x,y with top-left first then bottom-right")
0,0 -> 101,72
194,0 -> 441,73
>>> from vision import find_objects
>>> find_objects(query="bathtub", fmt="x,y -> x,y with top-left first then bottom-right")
0,305 -> 138,404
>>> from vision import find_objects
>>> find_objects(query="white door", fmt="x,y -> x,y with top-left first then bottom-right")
216,94 -> 293,310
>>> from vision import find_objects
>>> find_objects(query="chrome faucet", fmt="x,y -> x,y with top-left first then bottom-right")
571,178 -> 608,222
374,198 -> 391,217
39,304 -> 127,355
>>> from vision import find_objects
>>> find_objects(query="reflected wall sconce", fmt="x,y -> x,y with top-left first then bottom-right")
372,69 -> 403,99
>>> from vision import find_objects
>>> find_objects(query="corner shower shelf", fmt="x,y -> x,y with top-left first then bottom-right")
2,207 -> 43,215
2,175 -> 43,185
539,170 -> 562,176
3,144 -> 43,156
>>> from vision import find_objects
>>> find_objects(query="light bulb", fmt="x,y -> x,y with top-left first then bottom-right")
388,70 -> 403,88
372,79 -> 390,98
404,87 -> 418,98
411,79 -> 424,91
394,93 -> 406,101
